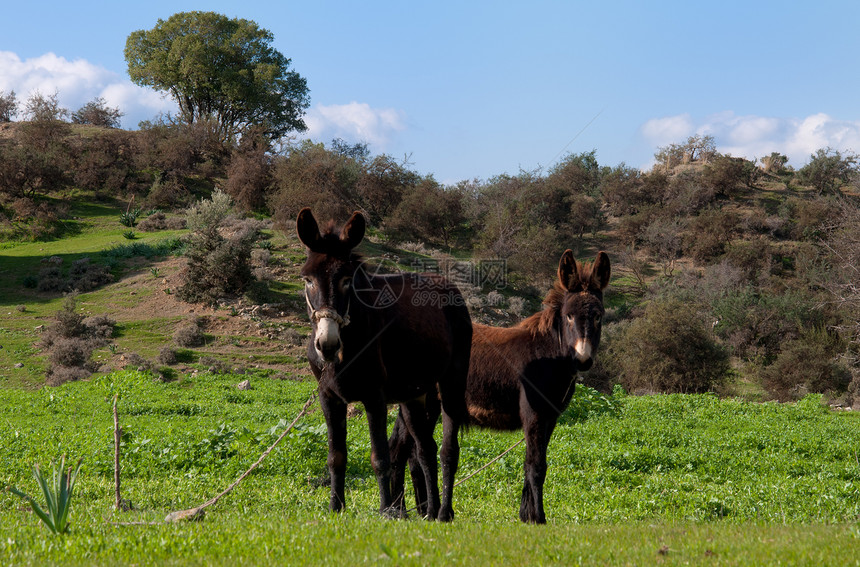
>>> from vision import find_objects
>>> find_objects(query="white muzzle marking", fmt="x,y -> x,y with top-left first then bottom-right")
315,318 -> 342,361
574,339 -> 593,362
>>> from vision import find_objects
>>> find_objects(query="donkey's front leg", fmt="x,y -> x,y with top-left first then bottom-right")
320,392 -> 348,512
365,399 -> 395,516
520,417 -> 551,524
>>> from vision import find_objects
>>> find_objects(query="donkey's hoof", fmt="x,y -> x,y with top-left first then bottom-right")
437,507 -> 455,522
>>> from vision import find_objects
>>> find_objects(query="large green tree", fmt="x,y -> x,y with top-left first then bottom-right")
125,11 -> 310,142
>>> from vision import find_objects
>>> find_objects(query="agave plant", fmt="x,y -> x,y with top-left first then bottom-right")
8,456 -> 83,534
119,208 -> 141,228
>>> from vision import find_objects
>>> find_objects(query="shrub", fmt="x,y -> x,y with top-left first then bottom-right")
37,266 -> 65,292
711,289 -> 831,363
640,216 -> 684,275
48,337 -> 92,368
70,97 -> 123,128
139,212 -> 187,232
599,165 -> 656,216
386,180 -> 468,249
758,332 -> 851,401
662,170 -> 717,214
224,129 -> 271,211
174,318 -> 206,347
41,294 -> 115,385
178,195 -> 260,305
796,147 -> 857,194
507,224 -> 563,282
684,208 -> 740,264
84,315 -> 116,342
779,196 -> 840,240
614,205 -> 659,247
45,293 -> 87,342
613,299 -> 730,394
0,89 -> 17,122
355,154 -> 420,223
721,239 -> 775,282
70,130 -> 132,198
760,152 -> 789,175
701,155 -> 760,197
67,258 -> 113,292
267,141 -> 361,229
157,347 -> 178,365
143,175 -> 193,209
46,365 -> 91,386
137,212 -> 166,231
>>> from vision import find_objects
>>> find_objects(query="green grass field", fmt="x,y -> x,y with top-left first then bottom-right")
2,371 -> 859,565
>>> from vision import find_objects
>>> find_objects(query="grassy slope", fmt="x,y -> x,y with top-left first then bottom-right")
0,196 -> 316,388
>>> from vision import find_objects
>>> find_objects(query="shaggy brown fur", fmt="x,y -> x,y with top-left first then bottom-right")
389,250 -> 610,523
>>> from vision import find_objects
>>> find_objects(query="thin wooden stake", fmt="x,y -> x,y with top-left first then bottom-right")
113,394 -> 122,511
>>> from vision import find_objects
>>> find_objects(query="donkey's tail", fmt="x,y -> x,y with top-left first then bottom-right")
438,302 -> 472,430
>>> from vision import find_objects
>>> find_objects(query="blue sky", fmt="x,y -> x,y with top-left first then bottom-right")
3,1 -> 860,184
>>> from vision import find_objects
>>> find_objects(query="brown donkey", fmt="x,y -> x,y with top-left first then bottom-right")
297,208 -> 471,521
389,249 -> 610,523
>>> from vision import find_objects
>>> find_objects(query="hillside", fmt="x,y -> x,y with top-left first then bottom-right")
0,123 -> 858,405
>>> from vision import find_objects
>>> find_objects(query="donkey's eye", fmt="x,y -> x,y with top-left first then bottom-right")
566,313 -> 574,322
339,277 -> 351,292
303,277 -> 314,288
594,314 -> 602,324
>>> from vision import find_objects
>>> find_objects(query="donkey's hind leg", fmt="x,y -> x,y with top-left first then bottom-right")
399,399 -> 441,520
438,410 -> 461,522
388,410 -> 420,518
364,398 -> 396,517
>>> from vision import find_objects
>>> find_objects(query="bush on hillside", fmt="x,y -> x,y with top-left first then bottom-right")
177,191 -> 261,306
41,293 -> 115,385
684,208 -> 740,264
174,318 -> 206,348
758,331 -> 851,401
224,128 -> 271,211
612,299 -> 730,394
701,155 -> 760,198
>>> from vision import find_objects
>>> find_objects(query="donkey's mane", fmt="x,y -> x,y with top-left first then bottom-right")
519,258 -> 597,336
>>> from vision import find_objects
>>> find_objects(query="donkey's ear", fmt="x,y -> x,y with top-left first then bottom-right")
296,208 -> 321,251
557,249 -> 578,291
340,211 -> 366,250
591,251 -> 611,290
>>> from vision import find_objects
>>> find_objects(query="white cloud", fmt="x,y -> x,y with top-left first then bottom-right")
0,51 -> 176,128
641,111 -> 860,168
302,101 -> 406,149
640,114 -> 694,149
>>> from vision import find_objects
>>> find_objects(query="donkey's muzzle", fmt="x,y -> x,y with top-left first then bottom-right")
316,339 -> 342,362
573,339 -> 594,370
314,318 -> 343,362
